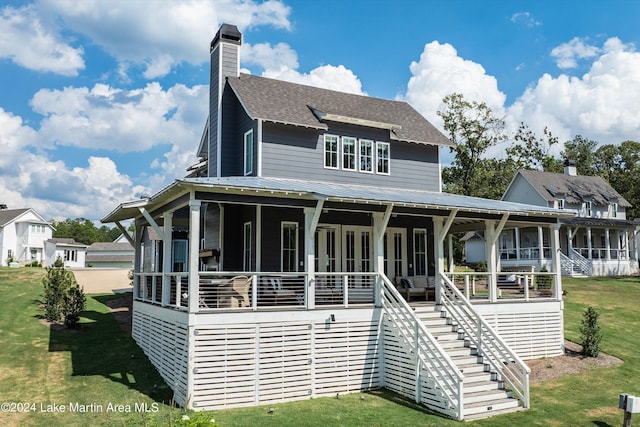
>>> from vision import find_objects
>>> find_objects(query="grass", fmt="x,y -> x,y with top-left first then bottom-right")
0,268 -> 639,426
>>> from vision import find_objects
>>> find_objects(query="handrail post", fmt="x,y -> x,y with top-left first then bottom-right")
343,275 -> 349,308
251,275 -> 258,310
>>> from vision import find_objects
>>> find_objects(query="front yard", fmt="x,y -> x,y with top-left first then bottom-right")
0,268 -> 638,426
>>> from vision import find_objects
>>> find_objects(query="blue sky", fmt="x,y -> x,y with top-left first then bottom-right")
2,0 -> 640,222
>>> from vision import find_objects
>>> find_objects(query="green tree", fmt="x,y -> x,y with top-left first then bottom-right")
561,135 -> 598,175
580,306 -> 603,357
438,93 -> 507,197
507,123 -> 562,172
51,218 -> 119,245
43,257 -> 76,322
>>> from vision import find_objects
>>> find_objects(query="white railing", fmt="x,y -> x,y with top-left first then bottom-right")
570,248 -> 593,276
574,247 -> 628,260
443,272 -> 490,300
134,271 -> 378,312
560,252 -> 574,275
499,247 -> 552,260
380,274 -> 464,420
444,271 -> 559,301
439,274 -> 530,409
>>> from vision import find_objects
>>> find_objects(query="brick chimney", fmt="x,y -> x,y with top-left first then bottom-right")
208,23 -> 242,178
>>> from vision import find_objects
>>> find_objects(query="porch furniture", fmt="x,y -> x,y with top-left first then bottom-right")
260,277 -> 298,305
395,276 -> 435,302
217,276 -> 252,308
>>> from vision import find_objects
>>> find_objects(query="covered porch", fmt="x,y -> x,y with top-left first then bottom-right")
103,176 -> 569,419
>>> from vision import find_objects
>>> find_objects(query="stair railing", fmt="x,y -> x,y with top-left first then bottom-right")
439,274 -> 530,409
559,252 -> 574,275
380,274 -> 465,420
569,248 -> 592,276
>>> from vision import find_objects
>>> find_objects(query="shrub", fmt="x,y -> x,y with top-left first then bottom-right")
63,285 -> 86,328
475,261 -> 487,272
42,256 -> 83,324
580,306 -> 603,357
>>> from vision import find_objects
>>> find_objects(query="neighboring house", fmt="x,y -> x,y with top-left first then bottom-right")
86,234 -> 134,268
498,161 -> 640,276
102,24 -> 572,421
460,231 -> 485,264
0,207 -> 53,266
44,238 -> 87,268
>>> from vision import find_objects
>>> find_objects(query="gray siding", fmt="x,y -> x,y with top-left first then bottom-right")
208,46 -> 220,177
220,86 -> 256,176
203,203 -> 220,250
261,122 -> 440,191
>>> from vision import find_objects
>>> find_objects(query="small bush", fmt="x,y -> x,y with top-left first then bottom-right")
475,261 -> 487,272
63,285 -> 86,328
580,306 -> 603,357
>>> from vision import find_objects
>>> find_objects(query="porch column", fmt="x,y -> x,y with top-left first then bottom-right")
587,227 -> 593,259
605,228 -> 611,260
550,223 -> 562,300
433,217 -> 445,304
304,199 -> 324,310
485,221 -> 498,302
515,227 -> 521,261
373,205 -> 393,307
625,230 -> 630,260
162,212 -> 173,306
447,234 -> 454,273
537,226 -> 544,262
133,220 -> 143,300
188,199 -> 201,313
255,205 -> 262,271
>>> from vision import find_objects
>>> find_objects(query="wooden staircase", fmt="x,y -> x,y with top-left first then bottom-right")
414,306 -> 525,420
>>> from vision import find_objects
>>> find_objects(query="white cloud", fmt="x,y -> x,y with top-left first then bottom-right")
400,41 -> 506,126
551,37 -> 600,69
510,12 -> 541,28
31,82 -> 208,153
0,4 -> 84,75
508,37 -> 640,146
37,0 -> 292,78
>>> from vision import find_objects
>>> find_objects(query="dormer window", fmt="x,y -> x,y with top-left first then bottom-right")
611,203 -> 618,218
324,135 -> 339,169
342,137 -> 356,171
582,201 -> 592,217
557,199 -> 564,209
359,139 -> 373,173
377,142 -> 390,175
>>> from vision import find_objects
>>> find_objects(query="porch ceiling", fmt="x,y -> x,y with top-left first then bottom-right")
102,176 -> 573,225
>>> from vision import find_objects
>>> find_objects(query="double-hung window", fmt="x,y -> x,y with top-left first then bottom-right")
413,229 -> 427,276
281,222 -> 298,272
243,222 -> 252,271
324,135 -> 339,169
583,201 -> 592,217
244,129 -> 254,176
611,203 -> 618,218
359,139 -> 373,173
342,137 -> 356,171
376,142 -> 390,174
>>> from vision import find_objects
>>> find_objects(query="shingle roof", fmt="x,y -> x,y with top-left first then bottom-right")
46,238 -> 87,247
86,242 -> 133,252
516,170 -> 631,207
0,208 -> 29,227
227,73 -> 454,147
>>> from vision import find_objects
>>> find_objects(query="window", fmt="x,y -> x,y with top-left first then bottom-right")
243,222 -> 252,271
376,142 -> 390,174
281,222 -> 298,272
342,137 -> 356,171
324,135 -> 339,169
414,229 -> 427,276
583,201 -> 592,217
557,199 -> 565,209
171,240 -> 188,272
244,129 -> 254,175
611,203 -> 618,218
359,139 -> 373,173
64,249 -> 77,262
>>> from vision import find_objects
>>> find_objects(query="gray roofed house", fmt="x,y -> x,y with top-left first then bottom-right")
102,23 -> 576,420
0,207 -> 53,266
86,238 -> 134,269
44,238 -> 87,268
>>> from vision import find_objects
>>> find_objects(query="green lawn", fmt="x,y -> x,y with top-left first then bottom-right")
0,268 -> 638,426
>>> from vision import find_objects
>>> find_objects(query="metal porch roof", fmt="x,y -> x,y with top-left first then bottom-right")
102,177 -> 572,223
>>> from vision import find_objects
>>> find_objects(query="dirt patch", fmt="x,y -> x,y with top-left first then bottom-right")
527,340 -> 623,383
103,292 -> 133,335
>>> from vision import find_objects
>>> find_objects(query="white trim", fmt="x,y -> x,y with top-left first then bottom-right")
243,221 -> 252,271
358,139 -> 374,174
244,129 -> 254,176
215,44 -> 222,178
375,141 -> 390,175
257,120 -> 263,177
323,134 -> 339,170
281,221 -> 299,272
256,205 -> 261,271
341,136 -> 357,171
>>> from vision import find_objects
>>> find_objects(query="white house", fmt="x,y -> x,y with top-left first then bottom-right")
44,238 -> 87,268
86,234 -> 134,268
498,161 -> 640,276
0,207 -> 53,266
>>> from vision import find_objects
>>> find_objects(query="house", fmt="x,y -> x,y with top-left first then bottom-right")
0,207 -> 54,266
85,234 -> 134,268
102,24 -> 572,421
498,161 -> 640,276
44,238 -> 87,268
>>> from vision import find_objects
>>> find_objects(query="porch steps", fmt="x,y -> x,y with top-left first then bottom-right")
414,306 -> 523,420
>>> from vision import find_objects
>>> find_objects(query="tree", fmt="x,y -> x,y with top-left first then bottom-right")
580,306 -> 603,357
438,93 -> 507,197
561,135 -> 598,175
51,218 -> 119,245
507,123 -> 562,172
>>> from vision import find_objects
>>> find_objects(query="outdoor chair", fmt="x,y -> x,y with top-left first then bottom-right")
217,276 -> 252,308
